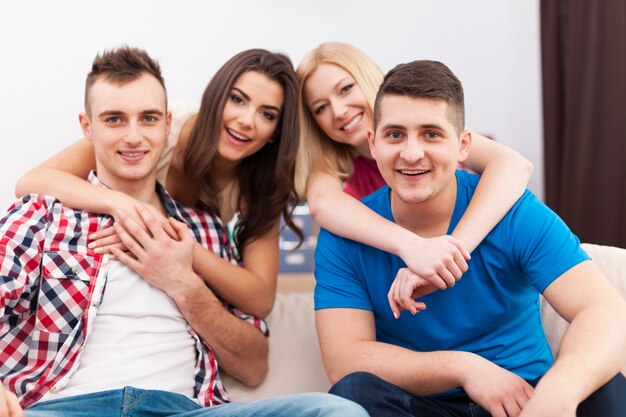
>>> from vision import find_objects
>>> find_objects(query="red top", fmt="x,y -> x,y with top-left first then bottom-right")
343,156 -> 387,199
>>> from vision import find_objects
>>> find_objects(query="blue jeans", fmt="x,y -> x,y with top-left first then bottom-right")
330,371 -> 626,417
25,386 -> 369,417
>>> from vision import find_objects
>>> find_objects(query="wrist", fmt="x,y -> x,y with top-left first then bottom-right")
394,228 -> 424,259
171,271 -> 217,309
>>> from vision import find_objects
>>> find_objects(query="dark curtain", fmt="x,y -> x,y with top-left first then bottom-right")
541,0 -> 626,247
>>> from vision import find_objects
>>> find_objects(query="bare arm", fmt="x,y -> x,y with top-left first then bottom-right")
190,222 -> 279,318
14,139 -> 134,216
452,132 -> 534,251
520,261 -> 626,416
307,170 -> 469,290
112,207 -> 268,387
17,135 -> 278,318
317,308 -> 533,416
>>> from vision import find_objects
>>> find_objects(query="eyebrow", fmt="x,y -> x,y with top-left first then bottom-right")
380,123 -> 445,131
97,109 -> 164,118
233,87 -> 281,114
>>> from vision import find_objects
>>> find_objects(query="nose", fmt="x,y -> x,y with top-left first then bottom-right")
123,121 -> 142,146
237,108 -> 255,128
331,98 -> 349,120
400,137 -> 424,162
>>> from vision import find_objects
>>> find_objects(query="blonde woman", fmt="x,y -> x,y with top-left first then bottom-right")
296,42 -> 534,288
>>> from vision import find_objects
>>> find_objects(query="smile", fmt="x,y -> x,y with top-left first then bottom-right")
399,169 -> 430,175
117,151 -> 148,160
341,113 -> 363,131
227,128 -> 252,142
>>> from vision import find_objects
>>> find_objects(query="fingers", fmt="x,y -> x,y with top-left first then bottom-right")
1,389 -> 24,417
88,225 -> 117,241
110,246 -> 141,272
113,221 -> 147,260
168,217 -> 190,242
447,235 -> 471,261
134,204 -> 168,241
388,269 -> 428,318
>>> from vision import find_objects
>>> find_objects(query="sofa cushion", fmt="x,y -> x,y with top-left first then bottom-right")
222,292 -> 330,401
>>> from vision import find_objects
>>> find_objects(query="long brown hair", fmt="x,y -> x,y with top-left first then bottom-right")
183,49 -> 302,260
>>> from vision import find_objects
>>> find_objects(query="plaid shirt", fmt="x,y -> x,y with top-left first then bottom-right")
0,172 -> 268,408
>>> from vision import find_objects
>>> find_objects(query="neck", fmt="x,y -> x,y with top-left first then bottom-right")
390,177 -> 458,238
354,136 -> 373,159
211,154 -> 239,192
97,172 -> 165,215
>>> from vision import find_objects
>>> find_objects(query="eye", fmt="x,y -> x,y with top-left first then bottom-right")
143,115 -> 158,123
340,83 -> 354,94
386,131 -> 403,140
230,94 -> 244,105
313,103 -> 327,115
425,130 -> 440,139
105,116 -> 121,124
262,111 -> 277,121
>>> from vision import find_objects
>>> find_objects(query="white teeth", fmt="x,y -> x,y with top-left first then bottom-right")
341,113 -> 363,131
227,128 -> 251,141
400,169 -> 428,175
120,152 -> 145,157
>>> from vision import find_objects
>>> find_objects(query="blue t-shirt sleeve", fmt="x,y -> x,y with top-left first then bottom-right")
505,191 -> 590,293
314,229 -> 373,311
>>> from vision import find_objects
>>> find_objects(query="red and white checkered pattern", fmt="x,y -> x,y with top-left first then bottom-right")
0,173 -> 268,408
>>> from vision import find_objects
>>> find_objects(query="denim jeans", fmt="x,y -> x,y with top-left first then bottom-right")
25,386 -> 369,417
330,371 -> 626,417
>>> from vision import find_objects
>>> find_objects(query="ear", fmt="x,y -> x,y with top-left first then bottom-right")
458,129 -> 472,163
367,128 -> 376,159
79,113 -> 93,141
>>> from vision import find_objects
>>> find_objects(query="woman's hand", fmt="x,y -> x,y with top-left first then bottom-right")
88,195 -> 176,254
387,267 -> 437,318
396,232 -> 470,290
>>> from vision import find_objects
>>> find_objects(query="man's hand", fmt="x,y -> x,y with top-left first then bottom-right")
461,355 -> 534,417
88,197 -> 177,255
0,385 -> 23,417
397,234 -> 470,290
110,204 -> 203,301
387,267 -> 438,318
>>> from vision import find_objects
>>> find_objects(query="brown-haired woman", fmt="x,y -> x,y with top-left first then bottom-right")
15,49 -> 302,318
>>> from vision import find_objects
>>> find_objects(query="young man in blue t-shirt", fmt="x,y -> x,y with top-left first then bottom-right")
314,60 -> 626,417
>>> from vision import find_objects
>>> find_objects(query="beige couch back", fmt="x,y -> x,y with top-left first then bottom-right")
225,243 -> 626,402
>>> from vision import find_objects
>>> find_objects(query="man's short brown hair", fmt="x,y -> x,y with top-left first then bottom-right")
85,46 -> 165,114
374,60 -> 464,134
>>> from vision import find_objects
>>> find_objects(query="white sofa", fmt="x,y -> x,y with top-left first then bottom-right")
224,243 -> 626,401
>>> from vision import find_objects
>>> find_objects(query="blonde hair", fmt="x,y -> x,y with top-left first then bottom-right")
295,42 -> 384,199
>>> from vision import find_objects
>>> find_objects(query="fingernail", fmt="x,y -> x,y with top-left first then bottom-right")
393,312 -> 398,319
94,248 -> 102,254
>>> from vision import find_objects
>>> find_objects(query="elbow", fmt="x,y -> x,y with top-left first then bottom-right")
240,355 -> 269,388
519,156 -> 534,182
14,171 -> 34,198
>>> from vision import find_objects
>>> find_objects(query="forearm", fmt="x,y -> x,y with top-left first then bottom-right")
309,184 -> 420,257
173,277 -> 269,387
324,338 -> 473,396
16,167 -> 125,216
452,134 -> 533,252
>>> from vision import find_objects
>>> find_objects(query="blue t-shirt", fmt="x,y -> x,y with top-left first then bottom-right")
314,170 -> 589,382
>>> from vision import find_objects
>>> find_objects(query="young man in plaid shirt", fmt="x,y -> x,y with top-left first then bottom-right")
0,46 -> 366,417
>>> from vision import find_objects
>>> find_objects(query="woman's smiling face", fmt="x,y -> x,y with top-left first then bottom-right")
218,70 -> 284,164
304,63 -> 373,152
